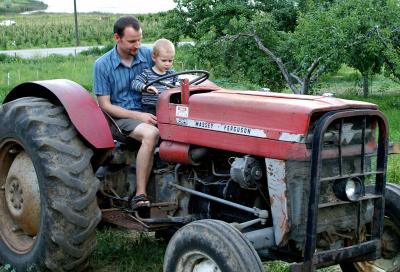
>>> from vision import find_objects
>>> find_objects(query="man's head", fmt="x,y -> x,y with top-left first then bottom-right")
114,16 -> 142,57
152,39 -> 175,73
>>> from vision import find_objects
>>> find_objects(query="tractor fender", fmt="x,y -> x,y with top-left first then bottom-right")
3,79 -> 115,150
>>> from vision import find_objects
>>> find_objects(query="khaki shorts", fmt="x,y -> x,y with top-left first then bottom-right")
115,118 -> 143,135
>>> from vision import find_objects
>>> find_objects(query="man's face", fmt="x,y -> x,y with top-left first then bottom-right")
115,26 -> 142,57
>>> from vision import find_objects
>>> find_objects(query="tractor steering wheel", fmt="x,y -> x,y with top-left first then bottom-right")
143,70 -> 209,91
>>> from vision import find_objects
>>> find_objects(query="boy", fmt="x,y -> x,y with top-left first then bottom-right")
132,38 -> 178,114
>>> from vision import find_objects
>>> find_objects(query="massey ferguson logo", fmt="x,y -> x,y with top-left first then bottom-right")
176,118 -> 267,138
194,120 -> 213,129
223,124 -> 252,135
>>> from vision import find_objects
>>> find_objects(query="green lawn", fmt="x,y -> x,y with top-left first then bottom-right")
91,229 -> 166,272
318,65 -> 399,95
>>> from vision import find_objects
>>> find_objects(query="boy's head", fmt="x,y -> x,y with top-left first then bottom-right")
153,38 -> 175,57
152,39 -> 175,73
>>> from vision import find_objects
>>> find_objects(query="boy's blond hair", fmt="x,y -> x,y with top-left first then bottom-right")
153,38 -> 175,57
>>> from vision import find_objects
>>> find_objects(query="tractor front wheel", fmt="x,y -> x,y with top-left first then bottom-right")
341,183 -> 400,272
0,97 -> 101,271
163,219 -> 265,272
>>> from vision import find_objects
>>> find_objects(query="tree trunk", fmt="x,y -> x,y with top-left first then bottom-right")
362,74 -> 369,98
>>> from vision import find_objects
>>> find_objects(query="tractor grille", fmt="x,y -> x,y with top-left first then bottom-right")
286,111 -> 387,261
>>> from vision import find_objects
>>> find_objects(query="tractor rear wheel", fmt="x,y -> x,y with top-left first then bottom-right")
163,219 -> 265,272
340,183 -> 400,272
0,97 -> 101,271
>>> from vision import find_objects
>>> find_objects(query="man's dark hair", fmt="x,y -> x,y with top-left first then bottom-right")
113,16 -> 141,37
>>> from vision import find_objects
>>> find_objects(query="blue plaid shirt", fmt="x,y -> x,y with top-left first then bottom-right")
93,45 -> 153,111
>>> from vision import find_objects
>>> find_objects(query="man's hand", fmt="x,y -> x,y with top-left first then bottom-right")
145,86 -> 159,94
134,111 -> 157,125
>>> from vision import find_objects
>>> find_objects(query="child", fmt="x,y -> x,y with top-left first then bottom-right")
132,38 -> 178,114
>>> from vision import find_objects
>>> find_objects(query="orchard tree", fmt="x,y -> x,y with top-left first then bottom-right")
162,0 -> 303,91
164,0 -> 399,95
378,25 -> 400,82
167,0 -> 300,41
292,0 -> 400,97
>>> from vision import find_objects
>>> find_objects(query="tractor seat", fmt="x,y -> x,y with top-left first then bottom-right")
101,110 -> 141,150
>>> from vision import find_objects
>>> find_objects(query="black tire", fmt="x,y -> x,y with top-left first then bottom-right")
0,97 -> 101,271
340,183 -> 400,272
163,219 -> 265,272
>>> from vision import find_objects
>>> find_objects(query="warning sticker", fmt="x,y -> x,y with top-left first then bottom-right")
176,106 -> 189,118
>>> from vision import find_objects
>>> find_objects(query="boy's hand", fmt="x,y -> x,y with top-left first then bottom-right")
145,86 -> 159,94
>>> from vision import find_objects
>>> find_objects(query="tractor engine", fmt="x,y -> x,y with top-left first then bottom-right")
155,145 -> 268,222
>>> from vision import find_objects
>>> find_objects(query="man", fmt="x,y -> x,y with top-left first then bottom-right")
93,16 -> 159,209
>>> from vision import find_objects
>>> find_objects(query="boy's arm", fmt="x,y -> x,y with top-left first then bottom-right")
131,71 -> 148,92
131,71 -> 159,94
132,70 -> 159,94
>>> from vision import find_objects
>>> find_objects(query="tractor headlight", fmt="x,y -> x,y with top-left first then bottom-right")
334,177 -> 364,202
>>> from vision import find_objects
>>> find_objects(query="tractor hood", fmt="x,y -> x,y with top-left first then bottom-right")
157,86 -> 377,160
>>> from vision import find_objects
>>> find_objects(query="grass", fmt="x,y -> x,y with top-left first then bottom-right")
0,54 -> 97,101
91,229 -> 166,272
315,65 -> 400,96
91,229 -> 340,272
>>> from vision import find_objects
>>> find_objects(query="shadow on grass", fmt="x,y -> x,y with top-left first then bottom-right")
89,228 -> 167,272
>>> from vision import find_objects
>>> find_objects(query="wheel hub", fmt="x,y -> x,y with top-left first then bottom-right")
179,251 -> 221,272
193,259 -> 220,272
8,179 -> 24,211
5,151 -> 41,236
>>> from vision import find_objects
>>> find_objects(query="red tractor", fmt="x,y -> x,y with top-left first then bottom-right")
0,72 -> 399,272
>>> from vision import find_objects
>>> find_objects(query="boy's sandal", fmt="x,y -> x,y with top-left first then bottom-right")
130,194 -> 151,210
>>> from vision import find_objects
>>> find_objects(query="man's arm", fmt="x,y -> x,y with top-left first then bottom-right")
97,95 -> 157,125
93,58 -> 157,125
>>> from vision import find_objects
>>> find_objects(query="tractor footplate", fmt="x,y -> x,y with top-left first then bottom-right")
101,209 -> 171,231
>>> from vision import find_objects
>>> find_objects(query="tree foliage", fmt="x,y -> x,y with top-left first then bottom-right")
292,0 -> 400,96
162,0 -> 399,95
162,0 -> 303,90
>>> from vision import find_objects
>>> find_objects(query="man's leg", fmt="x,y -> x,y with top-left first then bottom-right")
129,123 -> 159,198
